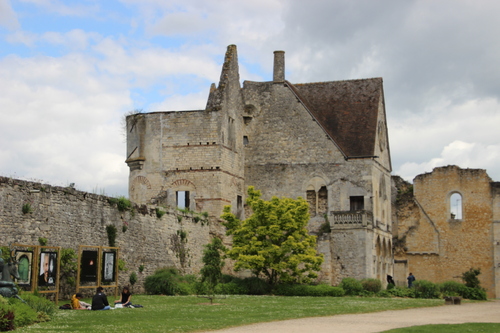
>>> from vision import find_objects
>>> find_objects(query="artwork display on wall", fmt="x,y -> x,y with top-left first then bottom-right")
102,252 -> 115,282
80,251 -> 98,282
15,251 -> 33,286
38,252 -> 57,286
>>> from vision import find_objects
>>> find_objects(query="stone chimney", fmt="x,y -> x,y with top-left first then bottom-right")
273,50 -> 285,82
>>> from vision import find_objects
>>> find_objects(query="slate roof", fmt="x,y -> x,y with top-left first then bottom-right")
290,78 -> 383,158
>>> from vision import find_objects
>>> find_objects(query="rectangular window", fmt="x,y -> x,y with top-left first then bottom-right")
350,196 -> 364,211
176,191 -> 190,209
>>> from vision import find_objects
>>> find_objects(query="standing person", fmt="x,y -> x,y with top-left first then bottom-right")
114,286 -> 132,307
407,272 -> 416,288
91,286 -> 111,310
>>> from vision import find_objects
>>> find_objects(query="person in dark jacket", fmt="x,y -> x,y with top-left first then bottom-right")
91,286 -> 111,310
407,272 -> 416,288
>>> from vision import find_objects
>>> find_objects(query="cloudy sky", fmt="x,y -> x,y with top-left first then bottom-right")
1,0 -> 499,198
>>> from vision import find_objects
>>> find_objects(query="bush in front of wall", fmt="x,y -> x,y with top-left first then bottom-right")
361,278 -> 382,293
38,237 -> 48,246
144,267 -> 188,295
412,280 -> 440,299
340,277 -> 364,296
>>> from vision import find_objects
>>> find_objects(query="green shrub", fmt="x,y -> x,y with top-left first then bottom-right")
144,267 -> 190,295
8,300 -> 38,328
0,304 -> 14,332
117,196 -> 132,212
462,286 -> 487,300
20,293 -> 57,317
387,286 -> 414,298
387,283 -> 395,290
220,274 -> 240,284
377,290 -> 393,298
361,278 -> 382,293
306,284 -> 345,297
461,268 -> 482,289
215,282 -> 247,295
176,282 -> 193,295
439,280 -> 467,296
340,277 -> 363,296
272,284 -> 307,296
413,280 -> 440,299
240,277 -> 271,295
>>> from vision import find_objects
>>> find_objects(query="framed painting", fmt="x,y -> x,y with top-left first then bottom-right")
15,251 -> 33,286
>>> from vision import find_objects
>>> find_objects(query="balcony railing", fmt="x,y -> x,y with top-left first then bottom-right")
330,210 -> 373,228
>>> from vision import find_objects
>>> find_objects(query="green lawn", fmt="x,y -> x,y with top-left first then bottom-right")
382,323 -> 500,332
15,295 -> 444,332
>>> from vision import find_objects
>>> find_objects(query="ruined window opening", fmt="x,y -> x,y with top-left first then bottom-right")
318,186 -> 328,215
306,190 -> 316,216
176,191 -> 190,209
236,195 -> 243,219
243,136 -> 249,145
350,196 -> 364,211
450,192 -> 462,220
227,116 -> 235,149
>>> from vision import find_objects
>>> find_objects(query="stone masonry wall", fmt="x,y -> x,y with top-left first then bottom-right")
0,176 -> 226,297
393,166 -> 498,298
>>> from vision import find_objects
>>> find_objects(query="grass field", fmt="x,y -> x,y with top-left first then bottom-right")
15,295 -> 445,332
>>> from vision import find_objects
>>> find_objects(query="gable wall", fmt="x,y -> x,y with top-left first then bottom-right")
395,166 -> 497,297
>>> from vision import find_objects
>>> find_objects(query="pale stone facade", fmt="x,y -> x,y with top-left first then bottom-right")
393,165 -> 500,298
126,45 -> 394,285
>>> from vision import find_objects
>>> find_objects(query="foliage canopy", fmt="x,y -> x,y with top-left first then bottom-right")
221,186 -> 323,285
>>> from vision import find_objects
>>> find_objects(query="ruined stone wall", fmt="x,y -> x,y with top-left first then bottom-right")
0,176 -> 226,296
393,166 -> 498,298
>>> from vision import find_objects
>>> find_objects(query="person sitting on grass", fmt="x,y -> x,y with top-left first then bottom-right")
114,286 -> 132,307
91,286 -> 111,310
71,293 -> 91,310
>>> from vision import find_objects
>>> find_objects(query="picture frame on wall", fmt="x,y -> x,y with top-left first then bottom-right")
102,252 -> 115,282
38,252 -> 57,286
80,251 -> 98,282
15,251 -> 33,286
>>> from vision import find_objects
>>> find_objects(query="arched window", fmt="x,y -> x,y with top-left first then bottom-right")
304,177 -> 328,217
450,192 -> 463,220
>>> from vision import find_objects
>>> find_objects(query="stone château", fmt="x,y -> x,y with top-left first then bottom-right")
125,45 -> 393,284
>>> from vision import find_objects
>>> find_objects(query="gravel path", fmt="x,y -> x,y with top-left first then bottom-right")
201,300 -> 500,333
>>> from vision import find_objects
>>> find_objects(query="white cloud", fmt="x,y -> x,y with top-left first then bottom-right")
18,0 -> 99,16
0,0 -> 19,29
396,140 -> 500,182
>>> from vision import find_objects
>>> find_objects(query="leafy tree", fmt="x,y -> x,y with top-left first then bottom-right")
221,186 -> 323,286
59,248 -> 77,298
200,237 -> 227,303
